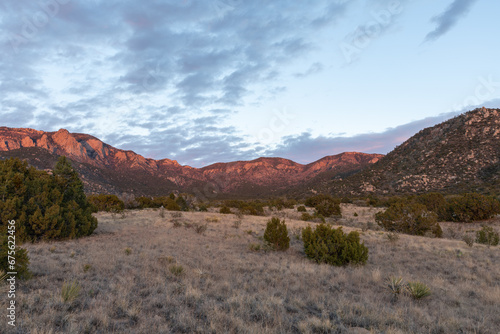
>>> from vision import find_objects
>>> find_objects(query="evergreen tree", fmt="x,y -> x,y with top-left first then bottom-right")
0,157 -> 97,242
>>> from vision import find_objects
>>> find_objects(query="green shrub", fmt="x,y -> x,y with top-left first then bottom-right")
221,200 -> 265,216
415,192 -> 446,215
263,217 -> 290,251
366,195 -> 379,207
297,205 -> 307,212
198,204 -> 208,212
175,196 -> 189,211
87,194 -> 124,212
305,194 -> 341,217
375,202 -> 442,237
302,224 -> 368,266
267,198 -> 297,211
166,198 -> 181,211
135,196 -> 183,211
476,226 -> 499,246
301,212 -> 314,221
0,233 -> 31,279
220,206 -> 232,214
0,157 -> 97,242
441,193 -> 500,222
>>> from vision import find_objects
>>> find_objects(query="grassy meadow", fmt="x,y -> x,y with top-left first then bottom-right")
3,204 -> 500,333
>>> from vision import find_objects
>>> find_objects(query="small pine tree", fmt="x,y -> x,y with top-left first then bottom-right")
263,217 -> 290,251
0,233 -> 31,279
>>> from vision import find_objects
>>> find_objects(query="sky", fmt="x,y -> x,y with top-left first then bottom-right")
1,0 -> 499,167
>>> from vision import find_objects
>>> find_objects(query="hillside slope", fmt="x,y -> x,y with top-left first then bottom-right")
329,107 -> 500,195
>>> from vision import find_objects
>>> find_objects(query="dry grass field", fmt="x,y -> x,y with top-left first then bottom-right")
3,205 -> 500,333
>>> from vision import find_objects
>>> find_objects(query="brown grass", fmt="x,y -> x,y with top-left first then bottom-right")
3,207 -> 499,333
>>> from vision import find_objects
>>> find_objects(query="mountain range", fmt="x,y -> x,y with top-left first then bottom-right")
0,127 -> 381,198
1,107 -> 499,198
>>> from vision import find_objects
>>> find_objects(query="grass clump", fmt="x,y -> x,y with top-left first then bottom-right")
124,248 -> 132,255
476,226 -> 499,246
194,223 -> 208,234
406,281 -> 431,300
387,276 -> 404,300
169,264 -> 185,277
386,232 -> 400,243
462,234 -> 474,247
302,224 -> 368,266
297,205 -> 307,212
61,280 -> 81,303
205,216 -> 220,223
263,217 -> 290,251
248,243 -> 261,252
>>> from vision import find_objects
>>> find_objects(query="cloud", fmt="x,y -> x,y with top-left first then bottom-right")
294,62 -> 324,78
425,0 -> 478,42
264,111 -> 463,164
0,0 -> 358,167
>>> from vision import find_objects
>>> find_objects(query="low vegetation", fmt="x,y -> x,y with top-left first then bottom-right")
0,233 -> 31,279
263,217 -> 290,251
441,193 -> 500,222
406,281 -> 432,300
87,194 -> 125,212
375,202 -> 443,237
61,280 -> 81,303
476,225 -> 500,246
304,194 -> 342,218
369,192 -> 500,224
302,224 -> 368,266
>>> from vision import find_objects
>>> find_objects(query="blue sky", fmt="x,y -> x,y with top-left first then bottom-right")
1,0 -> 499,167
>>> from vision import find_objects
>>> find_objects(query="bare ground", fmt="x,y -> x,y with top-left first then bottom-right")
3,205 -> 500,334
